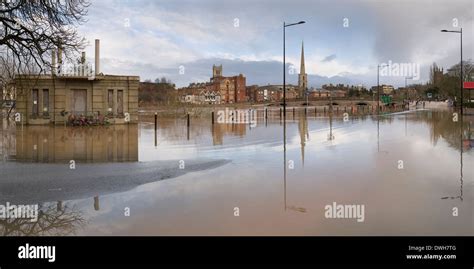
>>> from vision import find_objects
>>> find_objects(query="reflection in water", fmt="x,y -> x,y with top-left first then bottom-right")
298,116 -> 309,166
0,118 -> 16,162
0,202 -> 86,236
283,112 -> 308,214
283,111 -> 287,212
14,124 -> 138,163
1,108 -> 473,235
328,110 -> 335,141
211,123 -> 246,146
441,113 -> 466,201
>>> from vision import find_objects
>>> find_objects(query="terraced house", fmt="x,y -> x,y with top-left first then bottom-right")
14,40 -> 139,125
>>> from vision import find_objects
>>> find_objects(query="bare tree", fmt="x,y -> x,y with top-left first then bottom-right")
0,0 -> 90,73
0,202 -> 86,236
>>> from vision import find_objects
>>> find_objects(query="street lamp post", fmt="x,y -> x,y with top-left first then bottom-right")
377,64 -> 388,114
283,21 -> 305,118
441,28 -> 463,114
405,76 -> 413,110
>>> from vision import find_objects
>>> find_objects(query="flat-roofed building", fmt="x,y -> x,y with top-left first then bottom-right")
13,39 -> 139,125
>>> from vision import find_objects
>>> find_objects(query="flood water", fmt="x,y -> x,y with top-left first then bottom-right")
0,107 -> 473,235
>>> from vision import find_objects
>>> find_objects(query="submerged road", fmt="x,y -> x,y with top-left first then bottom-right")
0,159 -> 230,204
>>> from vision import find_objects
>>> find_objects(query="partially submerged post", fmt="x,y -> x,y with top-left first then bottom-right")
187,114 -> 190,140
154,112 -> 157,147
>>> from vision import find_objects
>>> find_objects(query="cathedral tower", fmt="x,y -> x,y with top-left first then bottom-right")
213,64 -> 223,78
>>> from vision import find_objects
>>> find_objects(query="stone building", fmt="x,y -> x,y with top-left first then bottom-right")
13,39 -> 139,125
430,63 -> 444,85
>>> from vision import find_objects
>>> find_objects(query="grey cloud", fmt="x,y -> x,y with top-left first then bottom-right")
101,57 -> 366,88
322,54 -> 337,62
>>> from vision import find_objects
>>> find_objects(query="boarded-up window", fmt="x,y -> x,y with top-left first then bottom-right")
117,90 -> 124,115
43,89 -> 49,115
108,90 -> 114,113
32,89 -> 39,116
72,89 -> 87,115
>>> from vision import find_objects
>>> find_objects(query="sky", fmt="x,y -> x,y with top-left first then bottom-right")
76,0 -> 474,88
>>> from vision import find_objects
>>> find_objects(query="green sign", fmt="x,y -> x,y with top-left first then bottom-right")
381,95 -> 392,104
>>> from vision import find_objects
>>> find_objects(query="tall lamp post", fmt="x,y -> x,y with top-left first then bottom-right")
283,21 -> 305,118
441,28 -> 463,114
377,63 -> 388,114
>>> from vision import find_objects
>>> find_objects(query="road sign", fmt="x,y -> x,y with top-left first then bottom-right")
463,82 -> 474,89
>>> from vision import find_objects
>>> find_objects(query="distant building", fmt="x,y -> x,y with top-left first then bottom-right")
381,85 -> 394,95
246,85 -> 259,102
178,65 -> 246,104
13,39 -> 139,125
256,85 -> 298,102
210,65 -> 246,103
332,89 -> 347,98
370,84 -> 394,95
179,82 -> 221,104
308,89 -> 330,99
430,63 -> 444,85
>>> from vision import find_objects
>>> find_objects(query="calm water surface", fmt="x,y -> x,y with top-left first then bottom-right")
0,108 -> 472,235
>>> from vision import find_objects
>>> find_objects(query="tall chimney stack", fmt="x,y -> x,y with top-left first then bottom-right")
51,49 -> 56,75
81,52 -> 86,76
57,46 -> 63,75
95,39 -> 100,75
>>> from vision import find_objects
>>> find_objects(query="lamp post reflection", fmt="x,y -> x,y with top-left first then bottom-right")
283,114 -> 287,211
328,107 -> 334,141
441,113 -> 464,201
283,116 -> 307,213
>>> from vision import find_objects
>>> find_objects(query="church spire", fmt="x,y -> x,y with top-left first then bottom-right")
298,41 -> 308,98
300,41 -> 305,75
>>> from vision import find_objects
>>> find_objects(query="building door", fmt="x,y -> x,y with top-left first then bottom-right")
117,90 -> 124,115
72,89 -> 87,115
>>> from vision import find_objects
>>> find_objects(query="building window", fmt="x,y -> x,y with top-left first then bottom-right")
107,90 -> 114,114
43,89 -> 49,116
32,89 -> 39,116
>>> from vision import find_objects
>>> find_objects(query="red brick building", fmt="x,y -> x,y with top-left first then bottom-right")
178,65 -> 246,104
210,65 -> 246,103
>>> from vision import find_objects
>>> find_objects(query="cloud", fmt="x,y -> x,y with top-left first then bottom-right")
322,54 -> 337,62
75,0 -> 473,88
